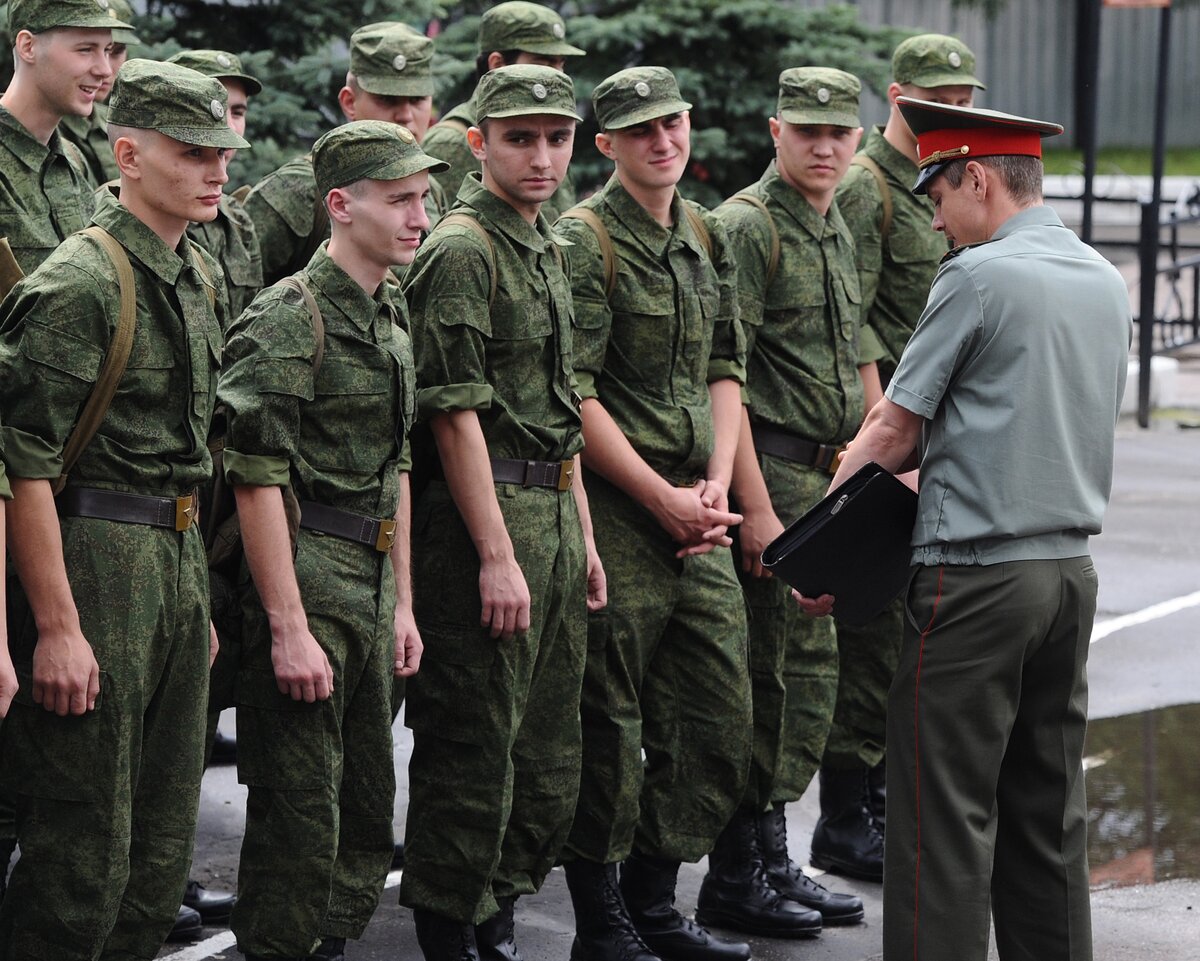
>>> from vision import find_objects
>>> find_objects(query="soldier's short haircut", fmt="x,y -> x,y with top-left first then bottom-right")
475,50 -> 521,82
940,155 -> 1043,205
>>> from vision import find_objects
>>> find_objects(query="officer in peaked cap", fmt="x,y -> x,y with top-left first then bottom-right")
400,62 -> 599,961
0,57 -> 244,959
801,97 -> 1130,961
822,30 -> 987,887
423,1 -> 585,220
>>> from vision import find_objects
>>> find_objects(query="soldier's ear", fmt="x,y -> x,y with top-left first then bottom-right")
111,135 -> 140,181
13,30 -> 37,66
466,126 -> 486,160
594,131 -> 615,161
768,116 -> 782,149
326,187 -> 353,225
337,85 -> 357,122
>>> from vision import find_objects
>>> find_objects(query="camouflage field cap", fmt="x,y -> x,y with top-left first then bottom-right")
350,22 -> 434,98
777,67 -> 861,128
475,64 -> 582,122
107,0 -> 139,45
592,66 -> 692,132
167,49 -> 263,96
892,34 -> 985,90
108,59 -> 250,149
8,0 -> 133,34
313,119 -> 449,196
478,1 -> 584,58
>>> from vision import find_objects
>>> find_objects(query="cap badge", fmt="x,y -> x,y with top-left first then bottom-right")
634,81 -> 650,98
396,125 -> 416,144
531,82 -> 548,101
552,23 -> 565,39
210,99 -> 226,120
392,54 -> 408,71
217,54 -> 233,68
948,51 -> 963,68
817,87 -> 831,104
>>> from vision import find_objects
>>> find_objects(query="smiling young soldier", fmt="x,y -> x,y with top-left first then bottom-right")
0,57 -> 244,959
246,21 -> 442,287
422,0 -> 584,220
0,0 -> 132,278
217,119 -> 439,961
815,36 -> 986,882
553,67 -> 755,961
703,67 -> 869,936
57,0 -> 139,186
400,64 -> 604,961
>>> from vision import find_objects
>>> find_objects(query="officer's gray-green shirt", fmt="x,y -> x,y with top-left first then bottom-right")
0,187 -> 224,493
188,192 -> 264,322
715,161 -> 864,444
0,104 -> 94,274
403,172 -> 582,462
218,243 -> 414,518
837,125 -> 948,379
59,103 -> 120,187
423,95 -> 577,222
888,205 -> 1131,567
556,174 -> 743,482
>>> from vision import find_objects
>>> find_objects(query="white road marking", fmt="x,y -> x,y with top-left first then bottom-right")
1091,589 -> 1200,644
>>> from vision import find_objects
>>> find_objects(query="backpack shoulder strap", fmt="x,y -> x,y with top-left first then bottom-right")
53,225 -> 137,494
558,206 -> 616,298
725,193 -> 780,286
438,212 -> 497,309
850,154 -> 893,247
681,204 -> 714,263
230,184 -> 252,204
278,276 -> 325,379
188,243 -> 217,309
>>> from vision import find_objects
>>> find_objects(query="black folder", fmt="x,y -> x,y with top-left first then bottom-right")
760,462 -> 918,627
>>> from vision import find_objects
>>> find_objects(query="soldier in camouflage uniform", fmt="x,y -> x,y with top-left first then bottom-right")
554,67 -> 756,961
218,120 -> 440,961
702,68 -> 869,933
817,35 -> 984,882
399,65 -> 604,961
57,0 -> 137,187
245,21 -> 444,287
422,1 -> 583,222
0,0 -> 130,277
0,58 -> 244,960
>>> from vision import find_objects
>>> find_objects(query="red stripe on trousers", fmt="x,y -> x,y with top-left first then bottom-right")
913,564 -> 945,961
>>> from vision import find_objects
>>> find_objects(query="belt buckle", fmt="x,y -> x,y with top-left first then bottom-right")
175,493 -> 198,532
375,519 -> 397,553
824,446 -> 847,476
557,459 -> 574,492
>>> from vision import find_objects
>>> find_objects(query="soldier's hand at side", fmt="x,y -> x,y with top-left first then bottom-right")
739,505 -> 785,579
584,539 -> 607,612
792,590 -> 835,618
394,606 -> 423,677
209,621 -> 220,668
0,642 -> 17,718
479,554 -> 531,639
32,626 -> 100,716
271,627 -> 334,702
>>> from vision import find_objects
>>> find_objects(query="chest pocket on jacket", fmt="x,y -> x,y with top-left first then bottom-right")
608,281 -> 675,389
487,295 -> 554,415
307,353 -> 395,475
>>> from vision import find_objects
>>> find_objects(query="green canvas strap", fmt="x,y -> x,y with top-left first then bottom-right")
725,193 -> 780,286
850,154 -> 893,248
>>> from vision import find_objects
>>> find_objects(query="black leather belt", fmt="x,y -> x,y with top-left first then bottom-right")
490,457 -> 574,491
56,487 -> 198,531
299,501 -> 396,553
750,423 -> 845,475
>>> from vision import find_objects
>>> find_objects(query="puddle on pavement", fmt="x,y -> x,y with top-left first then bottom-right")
1085,701 -> 1200,887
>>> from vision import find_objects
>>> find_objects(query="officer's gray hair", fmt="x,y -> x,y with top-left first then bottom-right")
941,155 -> 1043,205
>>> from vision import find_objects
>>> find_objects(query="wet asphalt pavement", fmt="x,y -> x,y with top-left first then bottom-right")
164,377 -> 1200,961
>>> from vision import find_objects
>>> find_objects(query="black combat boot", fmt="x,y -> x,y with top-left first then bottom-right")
475,896 -> 523,961
809,767 -> 884,883
563,858 -> 661,961
166,904 -> 203,943
695,810 -> 822,938
312,936 -> 347,961
414,909 -> 481,961
183,878 -> 237,923
867,759 -> 886,834
620,851 -> 750,961
757,803 -> 863,925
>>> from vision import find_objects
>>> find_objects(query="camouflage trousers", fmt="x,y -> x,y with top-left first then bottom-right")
565,473 -> 751,866
401,481 -> 587,925
735,454 -> 839,810
231,528 -> 397,957
0,518 -> 210,961
824,596 -> 904,771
